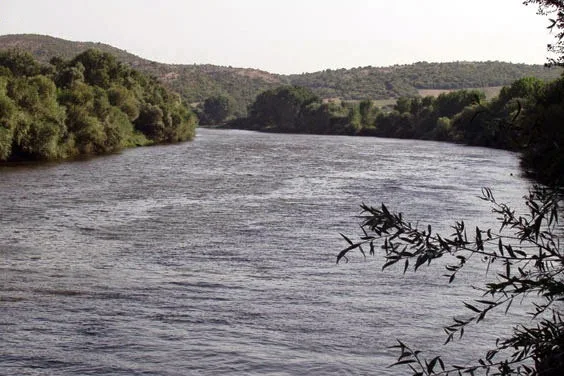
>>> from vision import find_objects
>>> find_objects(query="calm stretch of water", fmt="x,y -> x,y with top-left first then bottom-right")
1,128 -> 532,375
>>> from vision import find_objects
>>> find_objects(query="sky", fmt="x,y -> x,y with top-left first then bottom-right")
0,0 -> 555,74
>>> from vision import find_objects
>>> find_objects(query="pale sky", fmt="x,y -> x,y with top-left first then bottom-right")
0,0 -> 555,74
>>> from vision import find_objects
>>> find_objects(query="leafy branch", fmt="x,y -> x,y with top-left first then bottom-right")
337,187 -> 564,375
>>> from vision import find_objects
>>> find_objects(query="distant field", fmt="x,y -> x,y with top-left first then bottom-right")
324,86 -> 504,109
418,86 -> 503,100
371,98 -> 397,107
324,98 -> 397,108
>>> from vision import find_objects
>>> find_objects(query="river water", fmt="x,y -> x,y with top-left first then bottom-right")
1,128 -> 533,375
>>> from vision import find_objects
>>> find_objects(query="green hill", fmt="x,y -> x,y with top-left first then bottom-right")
0,34 -> 561,115
288,61 -> 562,100
0,34 -> 285,115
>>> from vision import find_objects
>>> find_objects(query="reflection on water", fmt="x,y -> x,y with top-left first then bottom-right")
0,128 -> 531,375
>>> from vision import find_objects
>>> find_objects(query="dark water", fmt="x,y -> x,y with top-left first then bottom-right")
1,128 -> 532,375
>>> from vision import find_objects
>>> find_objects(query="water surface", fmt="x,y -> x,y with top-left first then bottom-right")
0,128 -> 532,375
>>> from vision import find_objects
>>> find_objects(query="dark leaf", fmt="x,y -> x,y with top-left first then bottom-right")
464,302 -> 481,313
340,233 -> 354,245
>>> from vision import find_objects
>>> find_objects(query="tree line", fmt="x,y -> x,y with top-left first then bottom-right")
222,75 -> 562,184
0,49 -> 197,162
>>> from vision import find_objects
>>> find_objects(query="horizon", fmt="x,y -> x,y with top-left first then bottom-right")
0,0 -> 555,75
0,32 -> 557,76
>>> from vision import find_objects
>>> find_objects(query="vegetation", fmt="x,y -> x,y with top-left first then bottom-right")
220,82 -> 481,141
337,187 -> 563,375
0,49 -> 197,162
0,34 -> 286,117
198,93 -> 237,125
334,1 -> 564,375
0,34 -> 561,118
226,72 -> 564,186
226,86 -> 376,135
288,62 -> 561,100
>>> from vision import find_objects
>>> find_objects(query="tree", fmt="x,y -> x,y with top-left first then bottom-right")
6,75 -> 67,160
0,48 -> 197,161
497,77 -> 545,104
359,99 -> 377,127
247,85 -> 319,132
0,50 -> 42,77
107,84 -> 140,121
434,90 -> 484,118
201,94 -> 235,125
517,77 -> 564,185
70,49 -> 121,89
0,78 -> 16,160
134,103 -> 165,142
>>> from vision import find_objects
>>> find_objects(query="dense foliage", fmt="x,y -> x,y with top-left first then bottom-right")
225,86 -> 368,135
0,49 -> 197,161
198,93 -> 237,125
288,62 -> 561,100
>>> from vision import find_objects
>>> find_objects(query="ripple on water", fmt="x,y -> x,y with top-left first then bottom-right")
0,128 -> 532,375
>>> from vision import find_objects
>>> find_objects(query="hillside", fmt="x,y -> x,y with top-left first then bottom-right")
289,62 -> 562,100
0,34 -> 285,115
0,34 -> 562,114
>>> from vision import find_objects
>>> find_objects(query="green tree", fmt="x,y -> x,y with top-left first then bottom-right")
498,77 -> 545,104
432,116 -> 451,140
0,48 -> 197,161
7,75 -> 66,160
54,61 -> 86,88
0,50 -> 42,77
0,78 -> 16,160
434,89 -> 484,118
70,49 -> 120,89
517,77 -> 564,184
395,96 -> 413,114
359,99 -> 377,127
134,103 -> 168,143
201,94 -> 235,124
247,85 -> 319,132
107,84 -> 140,121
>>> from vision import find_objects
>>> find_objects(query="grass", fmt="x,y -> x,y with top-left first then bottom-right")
323,86 -> 504,110
418,86 -> 503,100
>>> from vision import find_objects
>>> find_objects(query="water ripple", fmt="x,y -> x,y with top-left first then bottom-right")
0,128 -> 532,375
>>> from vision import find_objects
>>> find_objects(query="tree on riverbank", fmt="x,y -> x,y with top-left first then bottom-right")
0,49 -> 197,162
198,93 -> 236,125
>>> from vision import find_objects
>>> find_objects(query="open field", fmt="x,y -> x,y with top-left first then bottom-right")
418,86 -> 503,100
371,98 -> 398,107
327,86 -> 505,110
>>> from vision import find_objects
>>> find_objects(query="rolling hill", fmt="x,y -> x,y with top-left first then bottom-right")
0,34 -> 561,114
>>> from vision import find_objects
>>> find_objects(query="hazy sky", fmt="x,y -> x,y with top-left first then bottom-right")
0,0 -> 555,74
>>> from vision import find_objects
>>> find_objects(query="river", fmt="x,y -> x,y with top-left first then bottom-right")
0,128 -> 533,375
